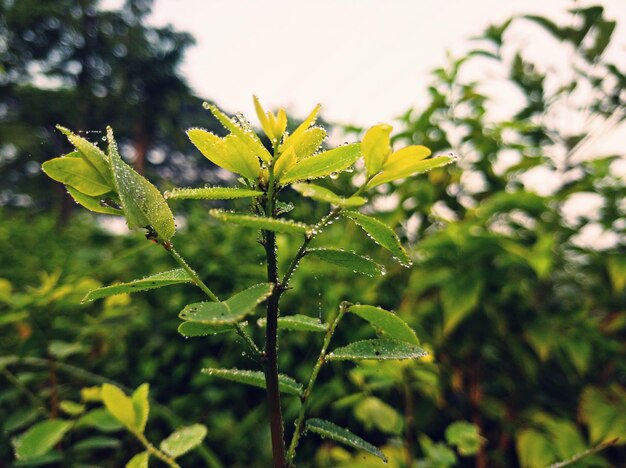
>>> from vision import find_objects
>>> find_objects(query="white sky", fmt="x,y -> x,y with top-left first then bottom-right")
144,0 -> 626,128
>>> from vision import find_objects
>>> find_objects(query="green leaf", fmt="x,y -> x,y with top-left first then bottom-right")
164,187 -> 263,201
307,248 -> 384,276
131,384 -> 149,433
82,269 -> 191,303
441,275 -> 483,335
187,129 -> 240,174
201,368 -> 303,396
367,154 -> 454,188
42,155 -> 113,196
12,419 -> 72,461
101,383 -> 136,430
67,187 -> 122,215
362,124 -> 393,176
580,386 -> 626,444
220,135 -> 263,179
305,418 -> 387,462
290,127 -> 326,159
126,451 -> 149,468
180,283 -> 273,325
280,143 -> 361,184
291,183 -> 366,207
177,322 -> 233,337
72,436 -> 120,452
607,255 -> 626,293
209,210 -> 310,234
341,211 -> 411,266
354,396 -> 402,435
445,421 -> 482,456
77,408 -> 124,432
57,126 -> 113,184
204,103 -> 273,163
348,305 -> 419,344
3,408 -> 41,433
517,429 -> 556,468
59,400 -> 86,416
257,314 -> 328,332
160,424 -> 208,459
328,338 -> 427,361
107,127 -> 175,240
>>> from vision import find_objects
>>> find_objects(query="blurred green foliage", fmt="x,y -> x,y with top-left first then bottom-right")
1,2 -> 625,467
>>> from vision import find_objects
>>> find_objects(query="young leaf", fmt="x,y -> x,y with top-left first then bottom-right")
281,103 -> 321,150
42,155 -> 113,196
291,183 -> 366,207
67,187 -> 122,215
82,269 -> 191,302
221,134 -> 263,179
160,424 -> 208,459
290,127 -> 326,159
126,451 -> 149,468
131,384 -> 149,433
305,418 -> 387,462
257,314 -> 328,332
274,147 -> 298,180
101,383 -> 136,430
327,338 -> 427,361
107,128 -> 175,240
367,154 -> 454,188
57,126 -> 113,183
59,400 -> 86,416
362,124 -> 393,176
204,103 -> 273,163
12,419 -> 73,461
177,322 -> 233,337
179,283 -> 273,325
187,129 -> 239,174
342,211 -> 411,266
307,248 -> 384,276
209,210 -> 309,234
201,368 -> 303,396
280,143 -> 361,184
348,305 -> 419,345
164,187 -> 263,201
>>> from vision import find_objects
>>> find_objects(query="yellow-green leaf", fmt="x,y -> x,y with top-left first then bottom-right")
274,147 -> 298,180
289,127 -> 326,159
349,305 -> 419,345
82,269 -> 191,303
281,143 -> 361,184
221,135 -> 262,179
107,128 -> 175,240
57,126 -> 113,184
209,209 -> 310,234
362,124 -> 393,176
101,383 -> 136,430
12,420 -> 73,461
66,187 -> 122,215
282,103 -> 321,150
367,154 -> 453,188
131,384 -> 149,433
42,155 -> 113,196
341,211 -> 411,266
126,451 -> 149,468
291,183 -> 366,207
160,424 -> 208,459
204,103 -> 272,163
165,187 -> 263,201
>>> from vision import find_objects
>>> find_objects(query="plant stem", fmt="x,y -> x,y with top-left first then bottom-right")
135,430 -> 181,468
286,302 -> 349,465
262,166 -> 287,467
164,243 -> 262,362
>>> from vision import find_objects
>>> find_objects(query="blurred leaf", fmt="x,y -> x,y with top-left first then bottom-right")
291,183 -> 366,207
445,421 -> 482,456
441,275 -> 483,335
305,418 -> 387,462
607,255 -> 626,293
72,436 -> 120,452
348,304 -> 419,344
12,419 -> 72,461
59,401 -> 86,416
48,340 -> 86,359
579,386 -> 626,444
517,429 -> 556,468
77,408 -> 124,432
179,283 -> 273,325
281,143 -> 361,184
257,314 -> 328,332
341,211 -> 411,266
164,187 -> 263,201
101,384 -> 136,430
209,210 -> 309,234
201,368 -> 303,396
307,248 -> 384,276
354,396 -> 402,434
3,408 -> 41,433
131,384 -> 149,433
82,269 -> 191,302
328,338 -> 427,361
160,424 -> 208,459
126,451 -> 149,468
